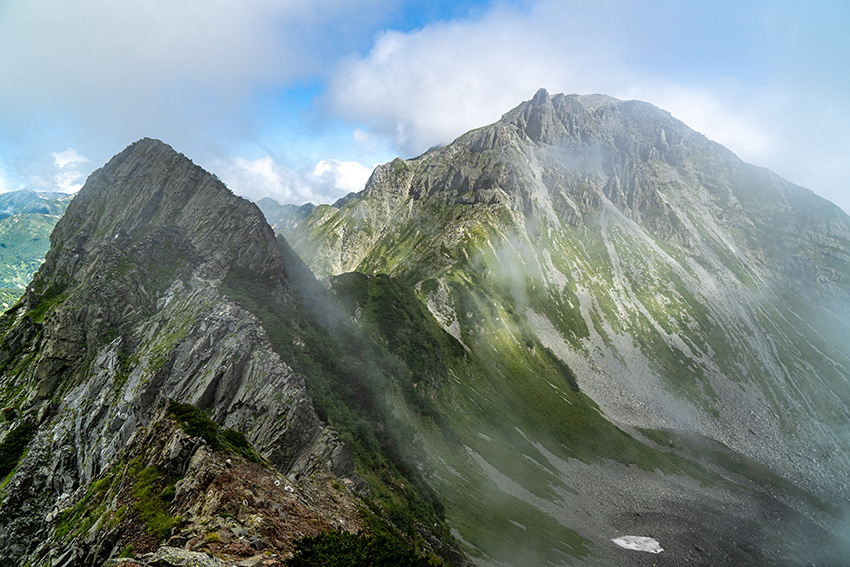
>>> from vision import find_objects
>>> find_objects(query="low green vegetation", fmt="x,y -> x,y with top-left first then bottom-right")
127,456 -> 181,540
55,455 -> 180,543
26,281 -> 69,324
330,272 -> 464,421
285,531 -> 440,567
118,544 -> 135,559
0,420 -> 36,479
55,465 -> 123,540
167,400 -> 265,464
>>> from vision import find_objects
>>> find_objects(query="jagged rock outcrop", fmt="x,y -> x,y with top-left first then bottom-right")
0,139 -> 360,566
25,403 -> 366,567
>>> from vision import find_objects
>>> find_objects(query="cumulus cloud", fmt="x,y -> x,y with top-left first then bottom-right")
48,148 -> 91,193
312,159 -> 373,195
326,0 -> 850,211
54,170 -> 86,193
213,155 -> 373,205
213,156 -> 307,204
327,5 -> 577,155
52,148 -> 90,170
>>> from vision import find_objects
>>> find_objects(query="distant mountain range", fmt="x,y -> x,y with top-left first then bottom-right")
0,190 -> 72,308
2,90 -> 850,567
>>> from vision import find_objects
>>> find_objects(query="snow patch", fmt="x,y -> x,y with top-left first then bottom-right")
611,535 -> 663,554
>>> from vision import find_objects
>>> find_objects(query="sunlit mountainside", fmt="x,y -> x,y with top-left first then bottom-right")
266,90 -> 850,564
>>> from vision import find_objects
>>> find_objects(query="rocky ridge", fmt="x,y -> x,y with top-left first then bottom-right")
0,139 -> 383,566
25,402 -> 366,567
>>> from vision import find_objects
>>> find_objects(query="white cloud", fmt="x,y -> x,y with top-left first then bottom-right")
625,84 -> 773,161
312,159 -> 373,195
44,148 -> 92,193
326,1 -> 655,155
0,0 -> 383,101
54,170 -> 86,193
0,163 -> 16,193
214,156 -> 304,204
214,155 -> 373,205
52,148 -> 90,169
327,9 -> 575,155
353,129 -> 372,145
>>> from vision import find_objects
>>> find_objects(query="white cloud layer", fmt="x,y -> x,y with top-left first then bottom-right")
0,0 -> 386,100
313,159 -> 374,195
213,155 -> 373,205
1,0 -> 848,211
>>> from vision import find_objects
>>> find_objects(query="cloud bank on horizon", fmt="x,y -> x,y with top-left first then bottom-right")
0,0 -> 848,211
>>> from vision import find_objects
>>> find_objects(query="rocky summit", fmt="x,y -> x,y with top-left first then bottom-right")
2,89 -> 850,567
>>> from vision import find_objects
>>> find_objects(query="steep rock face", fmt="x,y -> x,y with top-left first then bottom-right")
0,140 -> 354,566
40,138 -> 290,297
271,90 -> 850,564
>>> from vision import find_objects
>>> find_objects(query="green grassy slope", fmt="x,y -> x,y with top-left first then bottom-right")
318,269 -> 835,565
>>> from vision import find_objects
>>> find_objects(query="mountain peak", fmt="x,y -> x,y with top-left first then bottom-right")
0,139 -> 382,566
531,87 -> 550,105
273,88 -> 850,566
96,137 -> 204,192
35,138 -> 289,299
127,136 -> 175,151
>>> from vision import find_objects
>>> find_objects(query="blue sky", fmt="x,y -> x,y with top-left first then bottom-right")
1,0 -> 848,212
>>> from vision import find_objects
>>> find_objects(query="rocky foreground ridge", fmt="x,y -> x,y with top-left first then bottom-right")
0,139 -> 453,566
